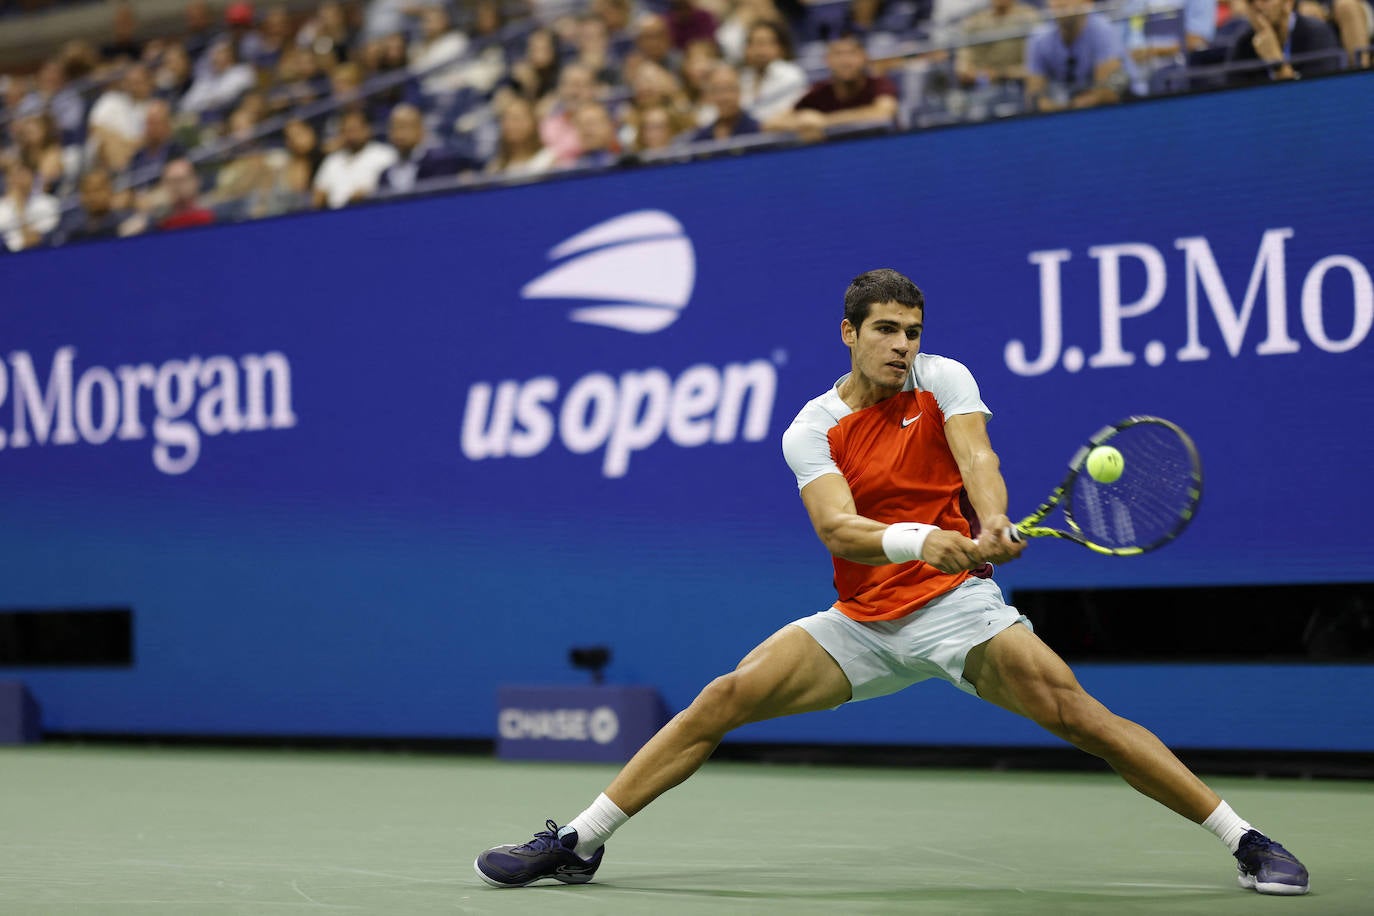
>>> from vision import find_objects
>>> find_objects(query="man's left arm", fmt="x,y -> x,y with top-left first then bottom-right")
945,412 -> 1024,565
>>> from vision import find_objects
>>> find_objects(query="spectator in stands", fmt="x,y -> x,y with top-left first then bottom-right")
0,160 -> 60,251
509,28 -> 564,104
1226,0 -> 1345,80
1299,0 -> 1373,67
540,62 -> 603,165
208,102 -> 275,217
87,63 -> 156,172
572,101 -> 620,167
154,42 -> 196,103
572,14 -> 622,84
846,0 -> 914,52
620,61 -> 692,143
312,108 -> 398,207
362,0 -> 446,43
739,21 -> 809,125
666,0 -> 720,49
182,0 -> 219,60
242,4 -> 295,71
593,0 -> 638,61
487,97 -> 558,178
359,32 -> 411,112
409,7 -> 470,95
125,100 -> 186,187
13,113 -> 67,194
268,45 -> 330,113
930,0 -> 991,38
101,1 -> 145,63
681,37 -> 724,115
692,61 -> 762,140
33,59 -> 86,143
377,103 -> 473,192
296,0 -> 356,66
952,0 -> 1040,118
51,169 -> 129,246
467,0 -> 506,47
633,104 -> 685,152
276,118 -> 322,208
633,14 -> 680,71
59,40 -> 101,83
1121,0 -> 1216,62
180,39 -> 257,120
769,33 -> 898,139
319,62 -> 380,148
158,157 -> 216,230
716,0 -> 784,63
1023,0 -> 1128,111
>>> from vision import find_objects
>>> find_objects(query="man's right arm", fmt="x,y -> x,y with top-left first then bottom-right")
798,474 -> 984,573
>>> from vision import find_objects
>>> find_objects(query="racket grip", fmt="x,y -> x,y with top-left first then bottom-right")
1006,526 -> 1022,543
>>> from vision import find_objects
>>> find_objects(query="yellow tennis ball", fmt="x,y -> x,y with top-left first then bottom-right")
1086,446 -> 1124,483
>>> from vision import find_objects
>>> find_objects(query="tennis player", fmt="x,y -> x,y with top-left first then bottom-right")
476,269 -> 1309,896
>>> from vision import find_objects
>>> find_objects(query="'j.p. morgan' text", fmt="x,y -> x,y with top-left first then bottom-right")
0,347 -> 297,474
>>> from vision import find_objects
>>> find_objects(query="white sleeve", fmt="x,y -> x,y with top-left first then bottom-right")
782,413 -> 840,491
918,356 -> 991,421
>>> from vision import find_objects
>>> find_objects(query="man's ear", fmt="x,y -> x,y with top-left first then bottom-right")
841,318 -> 857,346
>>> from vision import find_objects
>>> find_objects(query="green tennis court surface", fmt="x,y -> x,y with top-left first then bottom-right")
1,745 -> 1368,914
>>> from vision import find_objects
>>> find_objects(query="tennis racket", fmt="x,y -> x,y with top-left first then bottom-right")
1007,416 -> 1202,556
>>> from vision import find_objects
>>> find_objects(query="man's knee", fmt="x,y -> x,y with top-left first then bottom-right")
684,672 -> 756,735
1052,689 -> 1121,753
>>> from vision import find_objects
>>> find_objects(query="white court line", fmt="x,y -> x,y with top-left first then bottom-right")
911,844 -> 1027,874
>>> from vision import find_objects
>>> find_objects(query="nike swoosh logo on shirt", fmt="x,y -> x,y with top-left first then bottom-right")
902,413 -> 922,427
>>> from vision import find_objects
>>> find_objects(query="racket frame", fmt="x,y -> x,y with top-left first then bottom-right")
1011,416 -> 1202,556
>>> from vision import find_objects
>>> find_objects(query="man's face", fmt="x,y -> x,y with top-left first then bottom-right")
844,300 -> 923,390
125,65 -> 152,99
388,107 -> 423,152
827,39 -> 867,82
144,102 -> 171,145
636,16 -> 671,62
341,114 -> 370,151
706,66 -> 741,118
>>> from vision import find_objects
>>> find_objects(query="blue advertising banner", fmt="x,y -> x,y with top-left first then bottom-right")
1,74 -> 1371,749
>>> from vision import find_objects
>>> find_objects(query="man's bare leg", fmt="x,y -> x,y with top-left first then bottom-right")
475,624 -> 851,887
605,623 -> 854,815
963,623 -> 1217,820
962,623 -> 1309,895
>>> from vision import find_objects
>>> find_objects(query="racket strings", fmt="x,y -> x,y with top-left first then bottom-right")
1066,423 -> 1198,549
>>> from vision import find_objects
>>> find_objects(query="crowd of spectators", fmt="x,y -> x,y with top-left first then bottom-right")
0,0 -> 1367,250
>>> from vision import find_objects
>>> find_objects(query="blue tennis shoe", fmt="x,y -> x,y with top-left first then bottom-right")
475,820 -> 604,888
1234,829 -> 1309,895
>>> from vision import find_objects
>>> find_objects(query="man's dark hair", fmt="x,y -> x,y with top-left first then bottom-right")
844,268 -> 924,329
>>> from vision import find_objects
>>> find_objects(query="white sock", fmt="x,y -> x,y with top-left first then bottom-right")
1202,800 -> 1254,853
564,793 -> 628,859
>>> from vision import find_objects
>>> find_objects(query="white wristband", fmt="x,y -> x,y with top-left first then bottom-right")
882,522 -> 939,564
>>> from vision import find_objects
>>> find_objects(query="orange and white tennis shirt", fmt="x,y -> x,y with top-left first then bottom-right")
782,353 -> 992,623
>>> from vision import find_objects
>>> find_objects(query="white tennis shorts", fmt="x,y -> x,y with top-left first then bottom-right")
791,576 -> 1032,701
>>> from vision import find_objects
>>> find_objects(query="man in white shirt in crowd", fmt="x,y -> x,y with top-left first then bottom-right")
87,63 -> 155,171
313,109 -> 399,208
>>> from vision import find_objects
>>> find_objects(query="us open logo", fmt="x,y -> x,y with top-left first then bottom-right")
461,209 -> 778,477
520,210 -> 696,333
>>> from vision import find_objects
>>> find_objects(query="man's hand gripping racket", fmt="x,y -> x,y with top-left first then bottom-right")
1004,416 -> 1203,556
